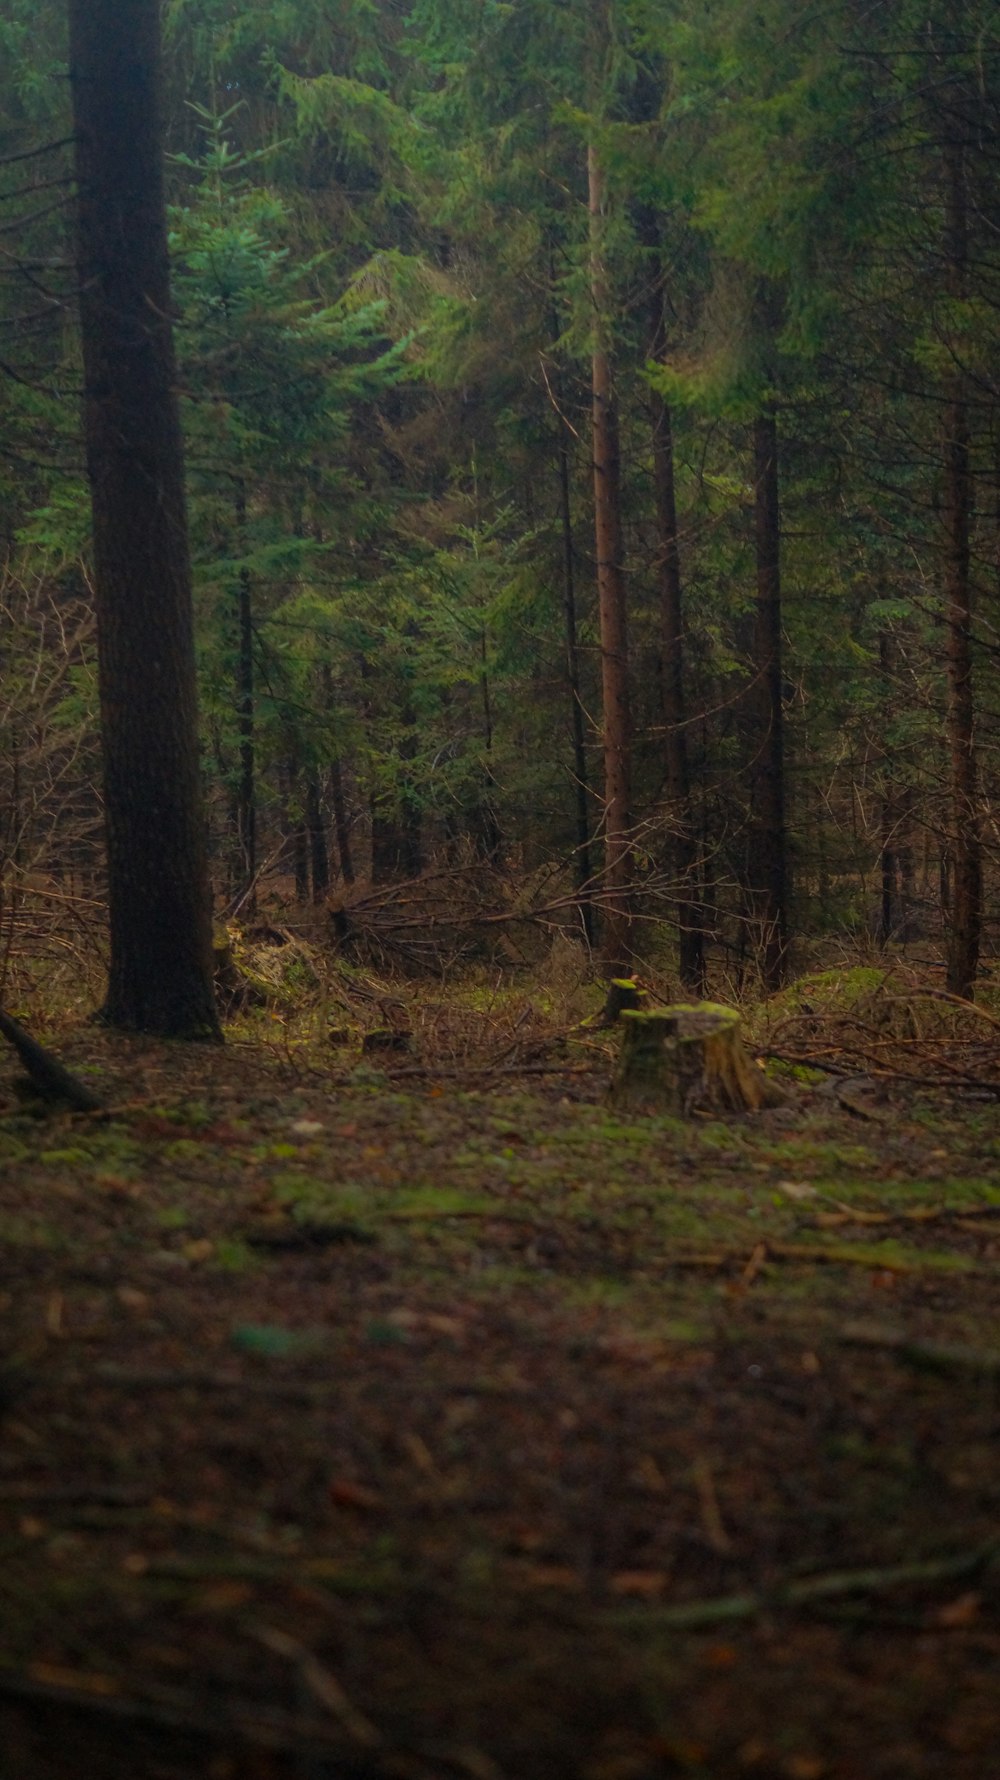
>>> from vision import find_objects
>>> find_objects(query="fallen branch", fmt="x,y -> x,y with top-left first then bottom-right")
609,1543 -> 998,1631
814,1202 -> 1000,1229
250,1623 -> 382,1749
364,1061 -> 591,1083
0,1008 -> 103,1112
665,1240 -> 921,1274
0,1665 -> 398,1776
838,1321 -> 1000,1376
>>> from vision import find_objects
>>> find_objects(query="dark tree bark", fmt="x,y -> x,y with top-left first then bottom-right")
475,626 -> 502,861
292,819 -> 310,904
278,754 -> 309,902
305,774 -> 330,902
942,132 -> 981,999
588,142 -> 632,975
371,807 -> 419,883
875,628 -> 913,947
70,0 -> 219,1038
747,408 -> 788,991
548,288 -> 594,944
558,425 -> 595,942
329,758 -> 355,885
647,266 -> 706,993
234,483 -> 256,909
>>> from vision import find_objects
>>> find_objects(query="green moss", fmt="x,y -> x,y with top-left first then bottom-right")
154,1206 -> 190,1230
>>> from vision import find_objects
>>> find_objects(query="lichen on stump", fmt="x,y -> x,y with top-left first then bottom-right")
610,1001 -> 786,1117
599,976 -> 647,1027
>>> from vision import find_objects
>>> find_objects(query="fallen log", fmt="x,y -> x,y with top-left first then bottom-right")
0,1008 -> 104,1112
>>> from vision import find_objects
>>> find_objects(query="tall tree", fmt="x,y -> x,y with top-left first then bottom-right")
69,0 -> 220,1037
940,107 -> 980,998
645,238 -> 706,991
748,396 -> 787,988
589,138 -> 633,974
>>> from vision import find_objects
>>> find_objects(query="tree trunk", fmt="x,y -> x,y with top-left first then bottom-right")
647,267 -> 706,993
549,290 -> 594,944
747,408 -> 788,991
234,483 -> 256,909
942,132 -> 981,999
476,626 -> 502,861
70,0 -> 219,1039
558,424 -> 594,943
292,820 -> 309,904
305,774 -> 330,902
588,142 -> 632,975
330,758 -> 355,885
875,627 -> 911,947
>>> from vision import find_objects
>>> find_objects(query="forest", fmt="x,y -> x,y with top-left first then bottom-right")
0,0 -> 997,1001
0,4 -> 999,1778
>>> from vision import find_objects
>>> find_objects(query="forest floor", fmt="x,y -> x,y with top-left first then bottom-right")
0,958 -> 998,1780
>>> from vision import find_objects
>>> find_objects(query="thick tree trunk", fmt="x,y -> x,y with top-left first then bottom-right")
70,0 -> 219,1039
588,142 -> 632,975
647,271 -> 706,993
747,408 -> 788,991
942,134 -> 981,1000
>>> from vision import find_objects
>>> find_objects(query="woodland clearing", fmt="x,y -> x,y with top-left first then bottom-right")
0,948 -> 998,1780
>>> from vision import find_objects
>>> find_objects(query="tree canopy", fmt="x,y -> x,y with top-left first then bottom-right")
0,0 -> 997,1006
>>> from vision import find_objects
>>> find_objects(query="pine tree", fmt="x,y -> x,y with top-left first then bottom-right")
69,0 -> 220,1037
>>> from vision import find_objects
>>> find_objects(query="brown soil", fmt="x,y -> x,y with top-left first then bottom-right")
0,1021 -> 998,1780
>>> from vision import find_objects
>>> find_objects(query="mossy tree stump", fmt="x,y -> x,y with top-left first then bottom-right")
599,976 -> 647,1027
610,1002 -> 786,1117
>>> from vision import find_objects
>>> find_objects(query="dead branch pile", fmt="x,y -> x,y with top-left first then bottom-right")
213,924 -> 322,1015
755,965 -> 1000,1094
324,865 -> 579,975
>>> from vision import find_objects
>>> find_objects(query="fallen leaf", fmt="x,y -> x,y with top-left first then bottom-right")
290,1119 -> 325,1137
701,1642 -> 738,1669
609,1570 -> 669,1598
401,1431 -> 436,1474
116,1286 -> 150,1313
777,1181 -> 819,1201
935,1591 -> 981,1629
183,1239 -> 215,1263
328,1478 -> 381,1513
386,1308 -> 464,1337
28,1664 -> 120,1697
518,1564 -> 583,1591
192,1581 -> 255,1614
647,1735 -> 710,1766
96,1175 -> 142,1198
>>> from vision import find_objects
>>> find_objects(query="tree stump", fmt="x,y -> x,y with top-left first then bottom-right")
598,976 -> 647,1027
610,1001 -> 786,1117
